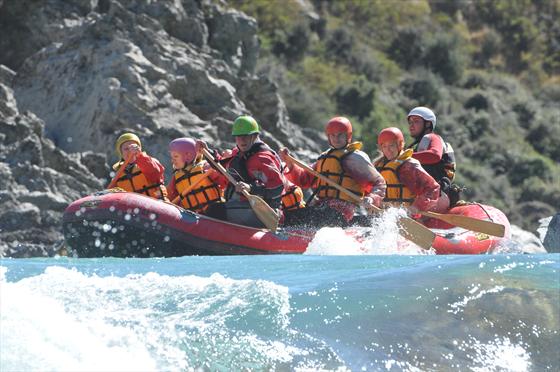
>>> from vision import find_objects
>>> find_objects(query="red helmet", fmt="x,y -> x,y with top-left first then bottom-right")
325,117 -> 352,140
378,127 -> 404,145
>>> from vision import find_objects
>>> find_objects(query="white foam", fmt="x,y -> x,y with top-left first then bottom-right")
0,267 -> 295,370
304,208 -> 434,255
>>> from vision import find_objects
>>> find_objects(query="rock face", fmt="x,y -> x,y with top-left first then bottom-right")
1,65 -> 104,257
0,0 -> 321,257
542,213 -> 560,253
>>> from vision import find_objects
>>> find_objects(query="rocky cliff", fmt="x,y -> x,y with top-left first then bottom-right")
0,0 -> 322,257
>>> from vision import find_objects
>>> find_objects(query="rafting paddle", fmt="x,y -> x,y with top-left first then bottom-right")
107,154 -> 133,189
285,153 -> 436,250
419,210 -> 505,237
202,148 -> 280,232
171,169 -> 216,205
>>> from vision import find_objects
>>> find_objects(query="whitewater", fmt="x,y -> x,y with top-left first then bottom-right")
2,230 -> 559,372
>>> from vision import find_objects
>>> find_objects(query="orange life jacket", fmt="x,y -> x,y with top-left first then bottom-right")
314,142 -> 365,204
115,163 -> 168,201
173,160 -> 223,213
374,149 -> 416,206
281,184 -> 306,211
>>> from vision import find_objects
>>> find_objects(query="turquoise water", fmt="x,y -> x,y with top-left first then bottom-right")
1,254 -> 559,371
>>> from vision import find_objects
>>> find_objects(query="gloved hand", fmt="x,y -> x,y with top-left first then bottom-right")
235,181 -> 251,194
363,195 -> 383,209
408,205 -> 422,219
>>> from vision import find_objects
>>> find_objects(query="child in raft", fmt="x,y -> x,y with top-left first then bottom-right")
166,137 -> 225,215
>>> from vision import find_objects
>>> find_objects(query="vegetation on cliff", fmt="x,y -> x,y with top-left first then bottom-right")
229,0 -> 559,231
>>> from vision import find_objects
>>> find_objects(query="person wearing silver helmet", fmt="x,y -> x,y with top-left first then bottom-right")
406,107 -> 461,206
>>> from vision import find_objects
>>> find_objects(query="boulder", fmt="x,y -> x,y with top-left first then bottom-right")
542,213 -> 560,253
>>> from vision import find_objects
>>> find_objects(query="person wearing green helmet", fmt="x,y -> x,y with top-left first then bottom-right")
110,132 -> 169,201
196,115 -> 287,228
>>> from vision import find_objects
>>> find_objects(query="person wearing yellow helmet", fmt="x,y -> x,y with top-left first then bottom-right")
111,132 -> 169,201
196,115 -> 288,228
279,116 -> 386,227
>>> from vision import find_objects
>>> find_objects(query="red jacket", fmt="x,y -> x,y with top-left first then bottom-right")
397,158 -> 441,211
411,133 -> 444,165
216,143 -> 286,204
134,152 -> 166,185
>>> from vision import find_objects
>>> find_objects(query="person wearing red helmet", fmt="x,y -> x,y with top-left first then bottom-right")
375,127 -> 449,214
280,116 -> 386,227
166,137 -> 225,214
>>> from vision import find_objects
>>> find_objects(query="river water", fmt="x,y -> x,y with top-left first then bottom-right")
1,244 -> 558,371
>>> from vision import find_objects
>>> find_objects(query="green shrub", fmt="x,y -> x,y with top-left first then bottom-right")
388,27 -> 425,69
422,33 -> 467,84
508,153 -> 554,186
334,77 -> 374,120
527,118 -> 560,162
464,93 -> 489,111
473,28 -> 502,69
271,23 -> 310,63
325,28 -> 354,63
400,72 -> 441,107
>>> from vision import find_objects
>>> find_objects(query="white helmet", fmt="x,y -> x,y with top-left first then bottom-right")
407,107 -> 437,129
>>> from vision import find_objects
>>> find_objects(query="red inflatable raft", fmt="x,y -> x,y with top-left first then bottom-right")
62,190 -> 510,257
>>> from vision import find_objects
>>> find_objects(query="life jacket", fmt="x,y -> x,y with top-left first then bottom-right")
408,134 -> 456,182
173,159 -> 223,213
225,142 -> 283,209
115,162 -> 168,201
314,142 -> 365,204
281,184 -> 306,211
374,149 -> 416,206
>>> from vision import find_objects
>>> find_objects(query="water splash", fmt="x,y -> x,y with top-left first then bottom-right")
305,208 -> 433,255
0,266 -> 344,371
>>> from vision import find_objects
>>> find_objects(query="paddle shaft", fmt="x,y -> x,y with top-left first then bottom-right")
287,154 -> 377,210
107,154 -> 133,189
202,148 -> 279,231
201,149 -> 250,198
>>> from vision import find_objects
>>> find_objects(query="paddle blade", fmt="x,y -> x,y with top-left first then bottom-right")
436,214 -> 505,237
247,194 -> 280,232
397,217 -> 436,250
421,211 -> 505,237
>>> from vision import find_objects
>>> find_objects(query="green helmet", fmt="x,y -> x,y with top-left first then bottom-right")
232,115 -> 260,136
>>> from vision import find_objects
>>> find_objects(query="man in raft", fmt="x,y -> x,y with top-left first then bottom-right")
279,116 -> 386,227
166,137 -> 224,215
111,133 -> 168,201
197,115 -> 290,228
406,106 -> 461,206
375,127 -> 449,215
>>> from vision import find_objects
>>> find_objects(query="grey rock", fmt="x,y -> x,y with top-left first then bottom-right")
0,79 -> 103,257
543,213 -> 560,253
506,225 -> 547,254
208,6 -> 259,76
0,83 -> 18,119
0,65 -> 16,85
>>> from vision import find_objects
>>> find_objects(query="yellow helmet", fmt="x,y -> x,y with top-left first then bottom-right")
115,133 -> 141,158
